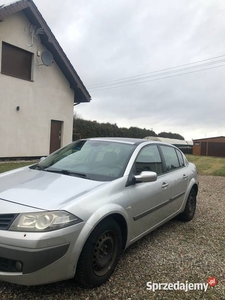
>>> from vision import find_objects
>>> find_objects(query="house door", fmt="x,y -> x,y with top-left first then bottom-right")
201,142 -> 207,156
49,120 -> 63,154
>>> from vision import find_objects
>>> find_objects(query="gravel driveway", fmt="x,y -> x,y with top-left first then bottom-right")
0,175 -> 224,300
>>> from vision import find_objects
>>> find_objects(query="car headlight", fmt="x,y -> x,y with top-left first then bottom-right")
9,211 -> 83,232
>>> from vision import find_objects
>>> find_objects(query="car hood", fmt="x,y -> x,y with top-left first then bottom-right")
0,167 -> 106,210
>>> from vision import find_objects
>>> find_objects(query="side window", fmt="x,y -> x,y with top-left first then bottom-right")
176,149 -> 185,167
135,145 -> 163,175
160,146 -> 180,171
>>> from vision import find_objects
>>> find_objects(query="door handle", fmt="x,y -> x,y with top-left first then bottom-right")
183,174 -> 188,179
162,182 -> 169,188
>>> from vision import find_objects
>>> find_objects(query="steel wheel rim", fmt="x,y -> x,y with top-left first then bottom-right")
188,194 -> 195,215
92,231 -> 117,277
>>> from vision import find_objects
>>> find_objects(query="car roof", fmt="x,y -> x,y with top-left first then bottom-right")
81,137 -> 182,151
86,137 -> 151,145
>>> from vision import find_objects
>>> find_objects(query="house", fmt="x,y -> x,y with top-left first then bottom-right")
144,136 -> 193,154
193,136 -> 225,157
0,0 -> 91,159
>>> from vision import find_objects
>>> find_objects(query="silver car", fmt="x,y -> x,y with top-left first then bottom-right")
0,138 -> 198,287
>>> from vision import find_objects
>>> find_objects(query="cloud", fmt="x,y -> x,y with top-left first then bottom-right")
4,0 -> 225,140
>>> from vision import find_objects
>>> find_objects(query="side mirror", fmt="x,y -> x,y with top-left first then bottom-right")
134,171 -> 157,183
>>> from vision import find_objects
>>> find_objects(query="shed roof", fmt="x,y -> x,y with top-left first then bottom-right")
193,136 -> 225,142
0,0 -> 91,104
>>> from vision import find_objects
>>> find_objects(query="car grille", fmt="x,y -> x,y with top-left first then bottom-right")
0,214 -> 18,230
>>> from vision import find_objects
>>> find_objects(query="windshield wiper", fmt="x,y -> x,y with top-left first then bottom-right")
30,164 -> 46,171
46,168 -> 87,178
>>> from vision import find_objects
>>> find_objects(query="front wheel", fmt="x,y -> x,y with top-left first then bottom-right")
178,189 -> 197,222
76,218 -> 122,287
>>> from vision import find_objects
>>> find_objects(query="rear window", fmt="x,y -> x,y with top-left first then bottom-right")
160,145 -> 180,172
176,149 -> 185,167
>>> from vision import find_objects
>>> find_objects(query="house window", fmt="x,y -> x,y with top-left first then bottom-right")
1,42 -> 33,81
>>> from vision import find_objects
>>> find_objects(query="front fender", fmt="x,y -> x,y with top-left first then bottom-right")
70,203 -> 129,274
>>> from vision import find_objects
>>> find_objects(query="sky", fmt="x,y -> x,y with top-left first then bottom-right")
2,0 -> 225,141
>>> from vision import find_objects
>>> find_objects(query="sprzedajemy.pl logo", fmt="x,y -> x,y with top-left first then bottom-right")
146,277 -> 217,293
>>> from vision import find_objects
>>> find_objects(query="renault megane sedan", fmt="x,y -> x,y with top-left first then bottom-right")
0,138 -> 198,287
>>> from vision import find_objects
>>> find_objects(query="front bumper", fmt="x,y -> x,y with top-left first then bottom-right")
0,223 -> 84,285
0,243 -> 69,274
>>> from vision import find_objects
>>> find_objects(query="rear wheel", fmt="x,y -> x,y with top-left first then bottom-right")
76,218 -> 122,287
179,189 -> 197,222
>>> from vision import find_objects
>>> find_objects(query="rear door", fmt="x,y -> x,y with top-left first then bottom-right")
159,145 -> 188,213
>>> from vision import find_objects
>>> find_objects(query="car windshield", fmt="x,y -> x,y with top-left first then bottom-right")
31,140 -> 136,181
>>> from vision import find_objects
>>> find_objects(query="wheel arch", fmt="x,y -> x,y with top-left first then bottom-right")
192,183 -> 198,195
104,213 -> 128,250
70,204 -> 129,276
180,178 -> 198,213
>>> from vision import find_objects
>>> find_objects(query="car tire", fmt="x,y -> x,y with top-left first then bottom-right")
178,189 -> 197,222
76,218 -> 122,288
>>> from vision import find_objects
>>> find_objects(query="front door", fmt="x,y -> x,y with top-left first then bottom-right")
49,120 -> 62,154
127,144 -> 171,241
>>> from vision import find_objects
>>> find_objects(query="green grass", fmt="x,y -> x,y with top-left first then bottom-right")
0,161 -> 37,174
186,154 -> 225,176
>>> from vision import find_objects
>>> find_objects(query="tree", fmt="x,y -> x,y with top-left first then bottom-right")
73,117 -> 184,141
158,132 -> 184,140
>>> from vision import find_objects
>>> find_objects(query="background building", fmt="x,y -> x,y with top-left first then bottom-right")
193,136 -> 225,157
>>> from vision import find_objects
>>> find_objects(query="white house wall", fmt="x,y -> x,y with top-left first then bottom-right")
0,12 -> 74,158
